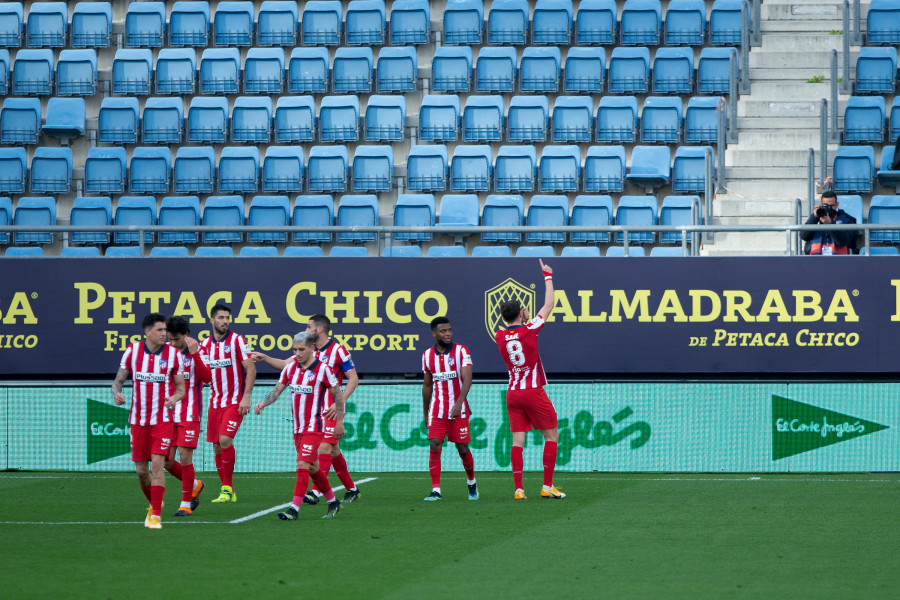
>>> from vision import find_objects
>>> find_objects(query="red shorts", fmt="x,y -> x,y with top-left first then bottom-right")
130,422 -> 174,462
506,388 -> 558,432
428,416 -> 471,444
294,431 -> 324,463
174,422 -> 202,449
206,405 -> 243,443
323,418 -> 339,445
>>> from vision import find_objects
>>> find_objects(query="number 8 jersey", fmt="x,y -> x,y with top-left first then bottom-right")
494,314 -> 547,390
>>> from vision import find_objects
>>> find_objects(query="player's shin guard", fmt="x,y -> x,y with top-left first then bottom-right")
141,484 -> 152,502
429,450 -> 442,489
542,441 -> 558,488
220,445 -> 235,487
150,485 -> 164,517
310,468 -> 336,502
511,446 -> 524,490
459,450 -> 476,481
332,452 -> 356,490
311,453 -> 333,493
181,464 -> 195,503
166,460 -> 183,481
293,468 -> 311,507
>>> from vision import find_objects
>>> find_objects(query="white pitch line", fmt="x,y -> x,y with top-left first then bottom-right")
0,521 -> 223,525
229,476 -> 377,524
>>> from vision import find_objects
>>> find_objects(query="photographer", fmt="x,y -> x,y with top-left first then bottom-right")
800,191 -> 858,255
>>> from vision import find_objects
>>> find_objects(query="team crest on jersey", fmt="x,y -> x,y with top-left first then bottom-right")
183,358 -> 192,367
448,357 -> 456,367
224,345 -> 232,354
484,278 -> 536,341
159,359 -> 167,369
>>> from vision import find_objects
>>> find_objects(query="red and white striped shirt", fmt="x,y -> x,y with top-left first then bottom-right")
199,330 -> 251,409
314,340 -> 355,408
422,343 -> 472,421
120,341 -> 183,426
172,349 -> 211,423
495,315 -> 548,391
279,358 -> 339,434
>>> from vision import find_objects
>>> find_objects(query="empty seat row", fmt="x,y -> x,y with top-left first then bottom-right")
832,145 -> 900,194
0,97 -> 88,145
854,47 -> 898,95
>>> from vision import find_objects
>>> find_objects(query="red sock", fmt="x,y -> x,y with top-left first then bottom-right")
220,445 -> 235,487
293,468 -> 310,506
310,468 -> 335,502
429,450 -> 442,489
150,485 -> 164,517
511,446 -> 524,490
312,453 -> 333,493
181,464 -> 195,503
542,441 -> 558,488
214,452 -> 223,483
166,460 -> 183,481
141,484 -> 151,502
332,452 -> 356,490
460,450 -> 475,481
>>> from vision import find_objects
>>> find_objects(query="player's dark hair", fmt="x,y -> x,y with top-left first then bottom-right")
500,301 -> 522,323
821,190 -> 837,200
430,316 -> 450,331
309,314 -> 331,333
165,315 -> 190,335
142,313 -> 166,331
210,303 -> 231,318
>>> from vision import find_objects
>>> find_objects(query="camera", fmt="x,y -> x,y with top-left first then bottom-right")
815,204 -> 836,219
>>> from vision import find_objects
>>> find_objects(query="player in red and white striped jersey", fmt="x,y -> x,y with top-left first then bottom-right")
254,331 -> 344,520
494,259 -> 565,500
199,303 -> 256,504
112,313 -> 186,530
422,316 -> 477,502
164,316 -> 212,517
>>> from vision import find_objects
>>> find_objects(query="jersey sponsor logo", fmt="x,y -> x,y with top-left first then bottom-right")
290,384 -> 315,394
134,372 -> 166,383
208,359 -> 232,369
485,278 -> 536,341
432,371 -> 458,382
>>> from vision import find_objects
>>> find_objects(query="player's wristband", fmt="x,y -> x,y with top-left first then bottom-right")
542,270 -> 553,281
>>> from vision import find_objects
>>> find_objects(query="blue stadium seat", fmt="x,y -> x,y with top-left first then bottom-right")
437,194 -> 479,227
575,0 -> 616,45
891,97 -> 900,142
302,1 -> 343,46
202,195 -> 244,244
443,0 -> 484,45
284,246 -> 324,257
476,47 -> 517,93
125,2 -> 165,48
844,96 -> 885,143
508,96 -> 550,142
188,97 -> 229,144
419,95 -> 461,142
14,196 -> 55,245
239,246 -> 278,257
13,49 -> 53,95
527,195 -> 569,243
432,47 -> 473,93
653,47 -> 694,94
352,146 -> 393,192
1,97 -> 41,145
867,0 -> 900,45
564,47 -> 605,94
382,245 -> 422,257
346,0 -> 386,45
584,146 -> 626,193
620,0 -> 661,46
641,96 -> 683,144
427,245 -> 467,257
685,96 -> 723,144
26,2 -> 66,48
533,0 -> 573,45
482,194 -> 524,243
665,0 -> 706,45
114,196 -> 157,245
473,245 -> 512,257
248,195 -> 290,243
451,145 -> 493,192
539,146 -> 581,193
150,246 -> 190,258
195,246 -> 235,257
860,245 -> 900,255
219,146 -> 260,194
56,49 -> 96,96
308,145 -> 350,193
407,145 -> 448,191
389,0 -> 430,45
69,196 -> 112,246
130,147 -> 171,194
868,195 -> 900,243
333,47 -> 374,94
330,246 -> 369,257
142,98 -> 184,144
263,146 -> 304,194
84,148 -> 126,195
5,246 -> 44,257
0,4 -> 23,48
561,246 -> 601,257
257,1 -> 298,46
0,196 -> 10,245
337,194 -> 378,242
463,96 -> 504,142
608,47 -> 650,94
30,147 -> 71,194
276,96 -> 316,143
615,196 -> 658,244
159,196 -> 201,245
626,146 -> 672,190
660,195 -> 701,243
836,194 -> 864,224
596,96 -> 639,143
200,48 -> 241,95
697,48 -> 738,94
0,148 -> 26,194
42,97 -> 85,141
320,96 -> 360,143
649,247 -> 684,256
833,146 -> 876,194
876,146 -> 900,188
173,147 -> 214,194
488,0 -> 529,46
516,246 -> 556,257
673,146 -> 714,194
709,0 -> 748,46
0,49 -> 8,95
571,195 -> 613,243
495,145 -> 537,193
365,95 -> 406,142
61,246 -> 101,258
394,193 -> 435,242
214,1 -> 254,47
552,96 -> 594,143
169,1 -> 210,47
288,47 -> 330,94
377,47 -> 417,93
293,194 -> 334,243
244,48 -> 284,94
111,49 -> 152,96
231,96 -> 273,144
520,47 -> 561,93
155,49 -> 196,95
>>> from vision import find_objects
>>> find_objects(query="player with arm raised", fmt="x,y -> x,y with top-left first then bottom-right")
112,313 -> 186,529
494,259 -> 565,500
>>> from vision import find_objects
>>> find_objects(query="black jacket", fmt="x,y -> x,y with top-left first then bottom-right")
800,209 -> 858,254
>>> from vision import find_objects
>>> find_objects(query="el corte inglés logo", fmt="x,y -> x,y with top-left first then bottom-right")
86,398 -> 130,465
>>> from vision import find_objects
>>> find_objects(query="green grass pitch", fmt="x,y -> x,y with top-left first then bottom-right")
1,471 -> 898,599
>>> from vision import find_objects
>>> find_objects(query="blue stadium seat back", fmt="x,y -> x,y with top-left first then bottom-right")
132,147 -> 175,195
337,194 -> 379,242
575,0 -> 617,45
203,195 -> 245,244
650,246 -> 686,256
520,47 -> 561,93
394,193 -> 435,241
476,47 -> 517,94
365,95 -> 406,142
5,246 -> 44,257
257,1 -> 298,46
482,194 -> 525,242
832,145 -> 876,194
539,145 -> 581,193
13,196 -> 56,245
284,246 -> 325,257
219,146 -> 261,194
263,146 -> 305,194
488,0 -> 529,46
142,97 -> 185,144
836,195 -> 864,225
244,48 -> 285,94
890,97 -> 900,142
660,195 -> 701,243
653,47 -> 694,95
187,97 -> 229,144
620,0 -> 661,46
308,145 -> 350,193
105,246 -> 142,258
346,0 -> 386,46
463,95 -> 504,143
98,97 -> 140,145
292,194 -> 334,243
288,47 -> 330,94
70,196 -> 113,246
861,245 -> 900,255
843,96 -> 885,144
150,246 -> 190,258
232,96 -> 273,144
596,96 -> 639,143
571,195 -> 613,243
432,47 -> 473,93
685,96 -> 723,144
672,146 -> 714,194
876,146 -> 900,188
552,96 -> 594,143
320,96 -> 360,143
56,49 -> 97,96
26,2 -> 67,48
214,1 -> 255,47
427,245 -> 467,257
516,246 -> 557,257
564,47 -> 605,94
42,97 -> 86,141
195,246 -> 235,257
240,246 -> 280,257
159,196 -> 201,244
472,245 -> 512,257
302,1 -> 343,46
0,196 -> 10,244
437,194 -> 479,226
443,0 -> 484,45
709,0 -> 749,46
508,96 -> 550,143
616,195 -> 658,244
867,0 -> 900,44
697,47 -> 738,94
352,145 -> 394,193
607,245 -> 647,257
199,48 -> 241,95
13,48 -> 53,95
61,246 -> 101,258
30,146 -> 72,194
169,1 -> 211,47
173,146 -> 215,194
0,4 -> 23,49
276,95 -> 316,143
664,0 -> 707,45
868,195 -> 900,242
532,0 -> 574,45
376,47 -> 417,94
333,47 -> 374,94
608,47 -> 651,94
155,48 -> 197,95
450,145 -> 493,192
111,49 -> 153,96
419,95 -> 461,142
626,146 -> 672,190
527,194 -> 569,243
84,148 -> 126,196
495,145 -> 537,193
561,245 -> 602,257
390,0 -> 430,45
0,97 -> 40,144
0,49 -> 9,95
584,146 -> 626,194
115,196 -> 157,244
124,2 -> 166,48
0,147 -> 26,194
330,246 -> 369,257
406,145 -> 448,191
382,245 -> 422,257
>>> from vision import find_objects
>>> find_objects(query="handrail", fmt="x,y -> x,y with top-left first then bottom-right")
842,1 -> 852,94
807,148 -> 816,215
819,98 -> 828,184
751,0 -> 762,46
739,1 -> 751,94
830,50 -> 840,143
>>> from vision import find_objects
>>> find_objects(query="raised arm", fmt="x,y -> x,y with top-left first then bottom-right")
537,259 -> 555,321
249,352 -> 291,371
